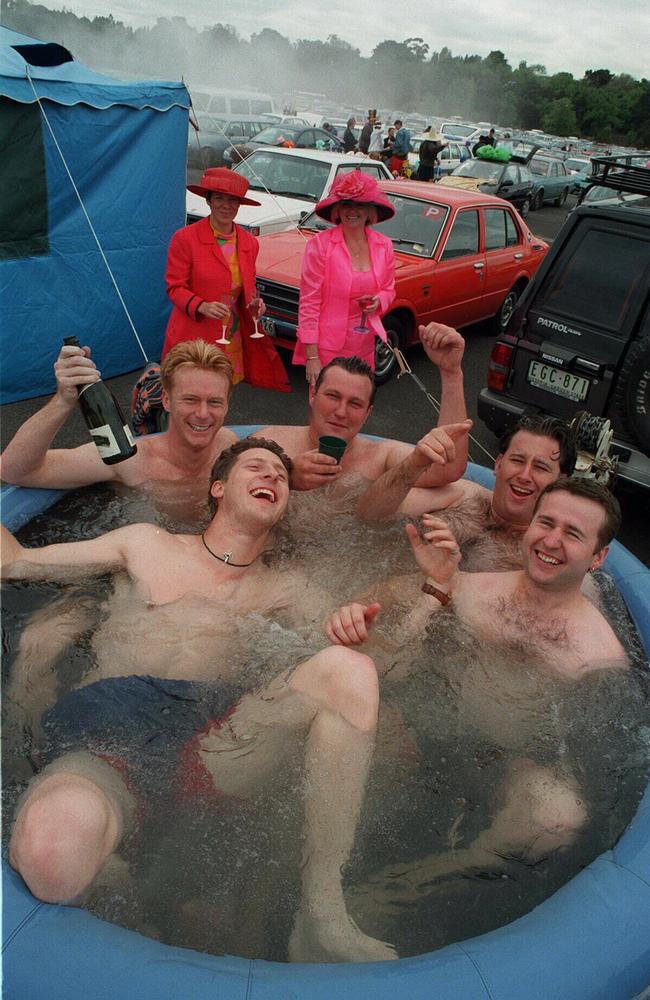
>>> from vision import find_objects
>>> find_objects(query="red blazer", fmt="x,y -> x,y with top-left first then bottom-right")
161,217 -> 289,392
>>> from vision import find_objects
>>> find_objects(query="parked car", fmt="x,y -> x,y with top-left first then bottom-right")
275,116 -> 312,127
223,124 -> 343,164
572,183 -> 647,211
188,86 -> 277,118
187,113 -> 274,169
436,139 -> 472,176
439,121 -> 481,143
254,180 -> 548,383
478,156 -> 650,489
186,147 -> 391,234
408,136 -> 471,178
329,122 -> 363,145
529,155 -> 572,209
438,146 -> 538,217
565,157 -> 592,193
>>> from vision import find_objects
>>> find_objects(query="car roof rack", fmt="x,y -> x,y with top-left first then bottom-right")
586,154 -> 650,196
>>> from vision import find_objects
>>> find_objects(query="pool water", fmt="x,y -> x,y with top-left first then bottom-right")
2,480 -> 649,962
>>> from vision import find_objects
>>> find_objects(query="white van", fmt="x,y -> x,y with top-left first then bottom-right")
188,86 -> 278,118
439,121 -> 481,142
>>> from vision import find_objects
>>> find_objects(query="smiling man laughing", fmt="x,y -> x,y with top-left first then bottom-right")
359,413 -> 577,573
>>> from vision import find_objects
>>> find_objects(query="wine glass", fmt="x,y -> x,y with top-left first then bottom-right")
248,297 -> 265,339
216,296 -> 231,345
353,296 -> 375,334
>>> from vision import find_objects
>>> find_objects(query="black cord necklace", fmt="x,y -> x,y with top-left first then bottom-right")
201,533 -> 260,568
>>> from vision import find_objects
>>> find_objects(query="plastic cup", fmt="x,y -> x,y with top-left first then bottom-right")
318,436 -> 347,461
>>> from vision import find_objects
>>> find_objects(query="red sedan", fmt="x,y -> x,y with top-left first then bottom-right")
254,179 -> 549,382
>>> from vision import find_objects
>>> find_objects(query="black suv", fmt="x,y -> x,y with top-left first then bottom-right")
478,156 -> 650,489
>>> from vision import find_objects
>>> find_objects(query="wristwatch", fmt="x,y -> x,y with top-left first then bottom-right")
421,579 -> 451,605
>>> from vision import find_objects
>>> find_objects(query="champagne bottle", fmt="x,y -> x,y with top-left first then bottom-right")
63,337 -> 137,465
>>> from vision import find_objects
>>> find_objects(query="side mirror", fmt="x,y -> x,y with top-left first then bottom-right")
299,211 -> 309,222
500,179 -> 513,188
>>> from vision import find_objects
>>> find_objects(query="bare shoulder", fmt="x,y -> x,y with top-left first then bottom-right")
382,437 -> 413,469
344,435 -> 391,476
118,522 -> 173,548
216,427 -> 238,451
454,478 -> 492,505
575,600 -> 628,668
109,440 -> 153,485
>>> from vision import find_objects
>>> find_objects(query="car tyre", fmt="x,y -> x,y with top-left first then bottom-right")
555,187 -> 569,207
374,317 -> 403,385
519,196 -> 531,219
613,337 -> 650,457
493,283 -> 524,333
532,189 -> 544,211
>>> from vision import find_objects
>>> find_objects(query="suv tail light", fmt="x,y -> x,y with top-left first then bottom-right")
487,342 -> 514,392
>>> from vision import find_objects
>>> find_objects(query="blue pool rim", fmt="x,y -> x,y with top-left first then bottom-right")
2,433 -> 649,1000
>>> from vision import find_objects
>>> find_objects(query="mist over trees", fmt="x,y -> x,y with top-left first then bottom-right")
4,0 -> 649,146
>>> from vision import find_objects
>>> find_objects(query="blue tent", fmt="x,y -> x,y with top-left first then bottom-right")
0,27 -> 190,402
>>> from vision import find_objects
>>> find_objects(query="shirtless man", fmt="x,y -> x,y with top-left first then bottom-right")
0,338 -> 237,500
253,322 -> 472,494
358,412 -> 577,572
2,439 -> 394,963
326,478 -> 626,907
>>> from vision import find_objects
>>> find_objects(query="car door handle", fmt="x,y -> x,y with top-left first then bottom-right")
513,253 -> 523,259
473,262 -> 484,270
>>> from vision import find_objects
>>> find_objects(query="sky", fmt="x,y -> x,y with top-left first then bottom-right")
28,0 -> 650,80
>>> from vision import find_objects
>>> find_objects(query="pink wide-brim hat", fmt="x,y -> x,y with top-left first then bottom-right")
315,171 -> 395,223
187,167 -> 261,206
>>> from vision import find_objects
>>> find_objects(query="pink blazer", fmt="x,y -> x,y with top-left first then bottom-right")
293,226 -> 396,364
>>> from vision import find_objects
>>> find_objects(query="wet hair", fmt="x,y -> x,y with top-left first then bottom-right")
394,119 -> 403,127
534,477 -> 621,550
498,415 -> 576,475
314,356 -> 376,405
161,339 -> 234,398
347,117 -> 356,127
208,438 -> 293,514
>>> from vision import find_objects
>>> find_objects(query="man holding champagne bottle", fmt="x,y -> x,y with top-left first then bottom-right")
0,339 -> 237,504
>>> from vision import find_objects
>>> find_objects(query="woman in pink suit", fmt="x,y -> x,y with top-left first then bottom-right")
293,172 -> 396,384
162,168 -> 289,393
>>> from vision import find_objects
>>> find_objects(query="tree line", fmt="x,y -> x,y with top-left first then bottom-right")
4,0 -> 649,147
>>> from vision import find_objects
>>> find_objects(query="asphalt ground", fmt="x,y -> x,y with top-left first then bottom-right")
1,195 -> 647,566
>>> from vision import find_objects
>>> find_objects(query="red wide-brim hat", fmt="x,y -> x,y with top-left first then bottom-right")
187,167 -> 261,206
315,171 -> 395,223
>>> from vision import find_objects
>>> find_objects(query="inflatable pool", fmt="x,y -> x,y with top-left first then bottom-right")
3,439 -> 650,1000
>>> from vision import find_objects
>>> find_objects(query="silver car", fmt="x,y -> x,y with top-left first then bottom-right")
408,136 -> 471,178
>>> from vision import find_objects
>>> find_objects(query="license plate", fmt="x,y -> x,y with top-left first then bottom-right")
527,361 -> 589,402
260,316 -> 276,336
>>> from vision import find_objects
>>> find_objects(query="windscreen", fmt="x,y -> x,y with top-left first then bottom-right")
236,153 -> 330,200
538,225 -> 650,333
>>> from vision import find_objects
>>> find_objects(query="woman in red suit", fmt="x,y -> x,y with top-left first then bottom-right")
162,168 -> 289,392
